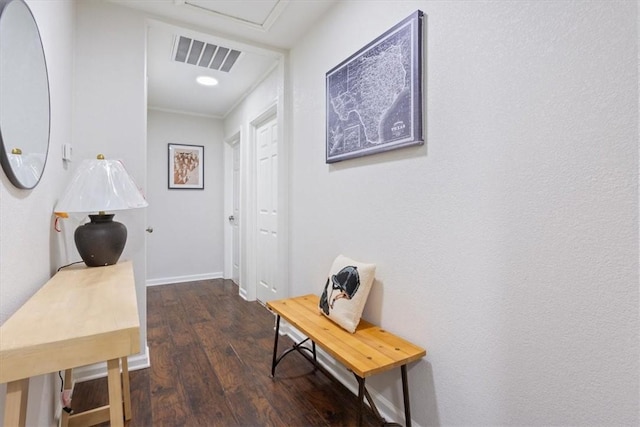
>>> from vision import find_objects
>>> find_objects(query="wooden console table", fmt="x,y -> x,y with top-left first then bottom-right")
0,261 -> 140,427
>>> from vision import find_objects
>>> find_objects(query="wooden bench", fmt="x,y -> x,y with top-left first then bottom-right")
267,294 -> 426,426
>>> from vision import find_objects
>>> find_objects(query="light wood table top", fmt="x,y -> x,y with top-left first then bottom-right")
0,261 -> 140,384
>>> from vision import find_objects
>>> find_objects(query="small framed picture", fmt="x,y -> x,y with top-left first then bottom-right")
168,143 -> 204,189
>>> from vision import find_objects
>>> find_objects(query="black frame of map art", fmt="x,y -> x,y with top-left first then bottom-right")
168,143 -> 204,189
325,10 -> 424,163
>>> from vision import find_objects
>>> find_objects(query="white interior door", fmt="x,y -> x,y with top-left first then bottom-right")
256,116 -> 279,303
231,142 -> 240,285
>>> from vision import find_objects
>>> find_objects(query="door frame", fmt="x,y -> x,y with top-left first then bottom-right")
252,105 -> 281,303
223,130 -> 241,284
234,98 -> 288,302
247,101 -> 277,302
224,60 -> 288,302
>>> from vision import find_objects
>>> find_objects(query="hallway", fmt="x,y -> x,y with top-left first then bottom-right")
71,279 -> 380,426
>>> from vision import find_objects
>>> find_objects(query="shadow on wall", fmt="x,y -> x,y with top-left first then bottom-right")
413,361 -> 441,426
363,280 -> 441,426
365,358 -> 441,426
364,278 -> 385,322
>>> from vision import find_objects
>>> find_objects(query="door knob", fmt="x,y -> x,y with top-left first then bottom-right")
146,227 -> 153,233
228,215 -> 235,222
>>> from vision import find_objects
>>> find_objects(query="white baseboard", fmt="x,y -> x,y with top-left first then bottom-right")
281,323 -> 406,425
146,272 -> 223,287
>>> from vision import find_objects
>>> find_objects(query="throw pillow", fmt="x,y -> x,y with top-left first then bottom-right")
318,254 -> 376,333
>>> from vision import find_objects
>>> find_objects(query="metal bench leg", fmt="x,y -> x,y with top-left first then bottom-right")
402,364 -> 412,427
312,341 -> 317,372
356,376 -> 365,426
271,315 -> 281,377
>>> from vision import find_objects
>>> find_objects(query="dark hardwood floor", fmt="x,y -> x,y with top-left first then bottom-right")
71,279 -> 379,426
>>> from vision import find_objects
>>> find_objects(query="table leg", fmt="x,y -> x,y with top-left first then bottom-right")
4,378 -> 29,427
107,358 -> 124,427
121,356 -> 132,420
60,369 -> 73,427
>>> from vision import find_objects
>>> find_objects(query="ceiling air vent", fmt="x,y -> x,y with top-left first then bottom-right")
173,36 -> 241,72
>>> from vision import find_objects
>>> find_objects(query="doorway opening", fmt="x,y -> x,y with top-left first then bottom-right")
145,19 -> 287,302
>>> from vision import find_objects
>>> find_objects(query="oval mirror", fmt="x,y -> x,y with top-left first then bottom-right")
0,0 -> 50,189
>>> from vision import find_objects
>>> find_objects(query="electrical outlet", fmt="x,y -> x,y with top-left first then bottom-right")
62,143 -> 72,161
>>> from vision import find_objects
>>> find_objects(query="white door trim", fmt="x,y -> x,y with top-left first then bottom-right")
254,112 -> 279,303
223,130 -> 241,283
251,103 -> 278,128
232,58 -> 289,303
243,100 -> 290,302
245,102 -> 277,302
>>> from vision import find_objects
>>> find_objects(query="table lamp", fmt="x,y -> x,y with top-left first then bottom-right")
54,154 -> 148,267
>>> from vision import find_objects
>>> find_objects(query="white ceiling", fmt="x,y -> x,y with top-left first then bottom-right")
108,0 -> 337,118
146,21 -> 281,118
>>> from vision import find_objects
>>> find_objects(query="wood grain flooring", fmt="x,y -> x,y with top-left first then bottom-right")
70,279 -> 380,426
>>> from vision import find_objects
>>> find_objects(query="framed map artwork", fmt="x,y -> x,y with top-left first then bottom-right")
168,143 -> 204,189
326,10 -> 424,163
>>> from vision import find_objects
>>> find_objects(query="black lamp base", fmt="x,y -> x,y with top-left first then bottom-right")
75,214 -> 127,267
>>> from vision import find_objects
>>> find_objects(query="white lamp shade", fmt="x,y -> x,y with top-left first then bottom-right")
55,157 -> 148,214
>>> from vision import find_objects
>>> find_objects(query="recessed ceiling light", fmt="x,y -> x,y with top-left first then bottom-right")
196,76 -> 218,86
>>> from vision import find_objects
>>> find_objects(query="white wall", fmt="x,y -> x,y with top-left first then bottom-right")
0,1 -> 75,425
147,109 -> 224,284
288,1 -> 638,425
73,0 -> 149,366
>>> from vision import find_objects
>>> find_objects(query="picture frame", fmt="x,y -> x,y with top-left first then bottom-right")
168,143 -> 204,189
326,10 -> 424,163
